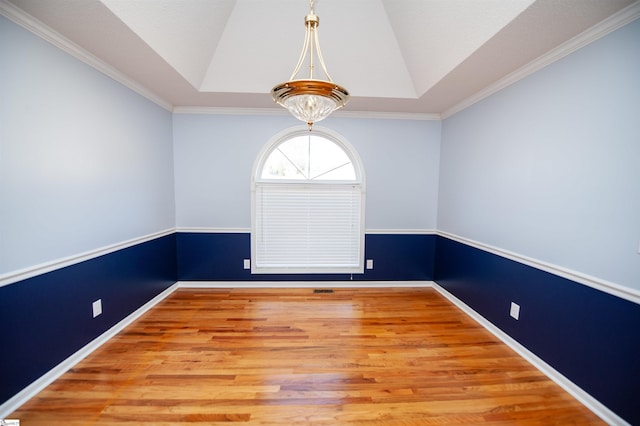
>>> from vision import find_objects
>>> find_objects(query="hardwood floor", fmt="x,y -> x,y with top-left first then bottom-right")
11,288 -> 604,425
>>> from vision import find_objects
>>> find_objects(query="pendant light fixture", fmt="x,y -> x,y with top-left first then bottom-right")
271,0 -> 349,130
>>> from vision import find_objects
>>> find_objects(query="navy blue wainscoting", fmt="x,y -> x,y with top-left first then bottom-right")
363,233 -> 434,281
434,236 -> 640,425
0,234 -> 177,405
176,232 -> 435,281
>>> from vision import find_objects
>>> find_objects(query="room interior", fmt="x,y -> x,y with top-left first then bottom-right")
1,0 -> 639,424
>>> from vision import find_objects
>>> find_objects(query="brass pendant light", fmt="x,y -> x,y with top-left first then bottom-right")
271,0 -> 349,130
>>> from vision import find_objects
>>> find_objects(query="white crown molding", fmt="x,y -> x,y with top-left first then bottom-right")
173,107 -> 289,116
437,230 -> 640,306
431,283 -> 630,426
441,1 -> 640,119
333,110 -> 441,121
173,106 -> 440,121
0,0 -> 173,112
0,228 -> 175,288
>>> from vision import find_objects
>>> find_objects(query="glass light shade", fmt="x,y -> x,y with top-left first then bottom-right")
283,94 -> 337,125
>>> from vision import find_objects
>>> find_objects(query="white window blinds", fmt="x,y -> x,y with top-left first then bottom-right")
254,182 -> 363,273
252,128 -> 364,274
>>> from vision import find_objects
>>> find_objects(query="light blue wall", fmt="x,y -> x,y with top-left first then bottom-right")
0,16 -> 176,276
4,5 -> 638,294
438,19 -> 640,291
173,114 -> 297,229
173,114 -> 441,231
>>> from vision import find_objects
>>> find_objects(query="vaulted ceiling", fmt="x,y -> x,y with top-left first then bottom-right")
3,0 -> 638,116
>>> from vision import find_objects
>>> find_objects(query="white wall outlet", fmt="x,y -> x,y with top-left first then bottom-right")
510,302 -> 520,320
366,259 -> 374,269
243,259 -> 251,269
92,299 -> 102,318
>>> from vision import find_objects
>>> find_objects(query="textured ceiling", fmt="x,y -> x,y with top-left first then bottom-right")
3,0 -> 638,116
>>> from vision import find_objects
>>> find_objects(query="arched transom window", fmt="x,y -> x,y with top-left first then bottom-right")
252,126 -> 365,274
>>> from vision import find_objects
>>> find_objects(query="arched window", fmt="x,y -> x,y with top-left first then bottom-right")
251,126 -> 365,274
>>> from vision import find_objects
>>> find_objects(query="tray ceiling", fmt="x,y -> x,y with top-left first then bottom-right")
3,0 -> 638,116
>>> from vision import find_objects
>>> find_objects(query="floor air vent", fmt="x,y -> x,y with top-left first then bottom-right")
313,289 -> 334,294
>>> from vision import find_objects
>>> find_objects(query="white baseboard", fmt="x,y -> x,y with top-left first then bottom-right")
430,282 -> 629,426
0,281 -> 430,416
177,280 -> 434,288
1,280 -> 625,425
0,283 -> 180,418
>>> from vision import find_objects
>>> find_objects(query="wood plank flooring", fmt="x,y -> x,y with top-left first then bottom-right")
10,288 -> 604,425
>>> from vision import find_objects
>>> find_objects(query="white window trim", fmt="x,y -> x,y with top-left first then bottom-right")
251,125 -> 366,274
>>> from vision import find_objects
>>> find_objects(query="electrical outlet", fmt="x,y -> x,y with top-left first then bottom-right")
366,259 -> 374,269
243,259 -> 251,269
92,299 -> 102,318
510,302 -> 520,320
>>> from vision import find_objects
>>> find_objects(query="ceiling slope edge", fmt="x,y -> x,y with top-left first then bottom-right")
441,0 -> 640,120
0,0 -> 174,112
382,0 -> 537,99
100,0 -> 237,92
